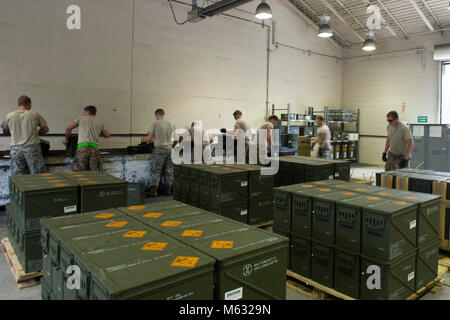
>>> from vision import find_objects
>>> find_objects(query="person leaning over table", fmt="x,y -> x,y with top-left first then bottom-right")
1,95 -> 49,175
382,111 -> 414,171
64,105 -> 111,172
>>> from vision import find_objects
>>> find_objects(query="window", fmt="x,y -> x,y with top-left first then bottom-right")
442,62 -> 450,124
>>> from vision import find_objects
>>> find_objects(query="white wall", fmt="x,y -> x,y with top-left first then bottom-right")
0,0 -> 344,150
342,31 -> 450,165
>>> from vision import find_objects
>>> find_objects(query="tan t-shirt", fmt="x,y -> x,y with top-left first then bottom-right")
259,122 -> 274,130
74,116 -> 105,145
235,119 -> 250,133
149,119 -> 174,147
387,122 -> 413,155
317,124 -> 331,150
1,110 -> 47,146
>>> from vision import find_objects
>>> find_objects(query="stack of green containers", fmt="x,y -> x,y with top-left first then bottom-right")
40,201 -> 289,300
273,180 -> 441,300
7,173 -> 79,273
173,163 -> 274,225
6,171 -> 128,274
40,209 -> 216,300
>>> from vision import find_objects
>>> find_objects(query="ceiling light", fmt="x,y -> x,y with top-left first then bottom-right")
448,1 -> 450,10
362,31 -> 376,52
255,1 -> 272,20
317,15 -> 333,38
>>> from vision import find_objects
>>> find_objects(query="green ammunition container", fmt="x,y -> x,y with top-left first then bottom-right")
248,197 -> 273,225
304,161 -> 335,183
60,171 -> 128,213
375,190 -> 441,247
309,179 -> 348,187
127,183 -> 145,206
41,280 -> 53,300
361,197 -> 418,261
188,165 -> 201,205
310,240 -> 335,288
416,239 -> 439,290
279,158 -> 306,186
168,220 -> 289,300
198,167 -> 211,201
332,182 -> 383,194
290,234 -> 311,278
173,164 -> 182,201
408,174 -> 435,194
360,250 -> 416,300
311,190 -> 362,245
376,172 -> 382,187
40,209 -> 127,297
334,247 -> 361,298
335,194 -> 384,253
209,201 -> 249,224
273,184 -> 318,232
8,174 -> 78,231
225,164 -> 274,200
6,205 -> 42,273
294,156 -> 351,181
208,166 -> 249,206
273,227 -> 292,270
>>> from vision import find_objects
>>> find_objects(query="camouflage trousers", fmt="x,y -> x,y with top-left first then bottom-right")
10,144 -> 46,176
151,146 -> 173,187
385,151 -> 409,171
73,146 -> 103,171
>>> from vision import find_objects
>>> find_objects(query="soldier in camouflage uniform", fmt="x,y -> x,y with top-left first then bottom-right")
147,108 -> 175,197
1,95 -> 49,175
64,106 -> 111,171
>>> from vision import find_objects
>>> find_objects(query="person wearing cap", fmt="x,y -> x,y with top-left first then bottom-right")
383,111 -> 414,171
1,95 -> 49,175
64,106 -> 111,171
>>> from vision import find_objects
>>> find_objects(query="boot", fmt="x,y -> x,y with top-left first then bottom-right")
163,184 -> 172,196
148,186 -> 157,198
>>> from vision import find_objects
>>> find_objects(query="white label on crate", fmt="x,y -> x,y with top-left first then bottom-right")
240,210 -> 248,216
408,271 -> 415,282
225,287 -> 243,300
335,173 -> 340,177
241,181 -> 248,187
329,175 -> 334,179
410,220 -> 417,229
64,205 -> 77,214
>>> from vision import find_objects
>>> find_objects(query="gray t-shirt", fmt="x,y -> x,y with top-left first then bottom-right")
388,122 -> 413,155
259,122 -> 274,130
1,110 -> 47,146
317,124 -> 331,150
149,119 -> 174,147
74,116 -> 105,145
235,119 -> 250,133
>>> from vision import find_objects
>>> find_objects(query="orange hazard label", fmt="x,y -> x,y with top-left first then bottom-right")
54,184 -> 68,187
211,241 -> 234,249
319,188 -> 332,192
94,213 -> 116,219
128,206 -> 146,211
85,181 -> 98,184
143,213 -> 163,218
393,201 -> 407,206
356,188 -> 369,192
74,175 -> 85,177
161,221 -> 182,227
49,180 -> 62,183
141,242 -> 168,251
301,185 -> 314,188
123,231 -> 147,238
404,196 -> 419,200
335,185 -> 346,188
182,230 -> 203,237
315,181 -> 326,185
77,178 -> 89,181
342,192 -> 355,196
366,196 -> 381,200
43,177 -> 57,180
378,192 -> 392,196
105,221 -> 128,228
171,256 -> 200,268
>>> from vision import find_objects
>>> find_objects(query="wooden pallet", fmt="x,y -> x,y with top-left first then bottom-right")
253,220 -> 273,229
1,238 -> 42,289
287,260 -> 449,301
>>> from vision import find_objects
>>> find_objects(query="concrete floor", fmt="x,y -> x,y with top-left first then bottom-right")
0,164 -> 449,300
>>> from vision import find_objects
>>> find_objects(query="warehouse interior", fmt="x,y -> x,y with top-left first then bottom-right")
1,0 -> 450,303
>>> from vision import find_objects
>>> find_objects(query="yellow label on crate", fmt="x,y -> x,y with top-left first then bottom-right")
49,180 -> 62,183
378,192 -> 392,196
105,221 -> 128,228
319,188 -> 332,192
161,221 -> 182,227
301,185 -> 314,188
143,213 -> 163,218
94,213 -> 115,219
211,241 -> 234,249
171,256 -> 200,268
342,192 -> 355,196
404,196 -> 419,201
367,196 -> 381,200
335,185 -> 346,188
182,230 -> 204,237
141,242 -> 168,251
128,206 -> 146,211
356,188 -> 369,192
123,231 -> 147,238
393,201 -> 407,206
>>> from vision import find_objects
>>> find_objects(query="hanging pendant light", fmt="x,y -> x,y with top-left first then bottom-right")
362,31 -> 376,51
317,15 -> 333,38
255,0 -> 272,20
